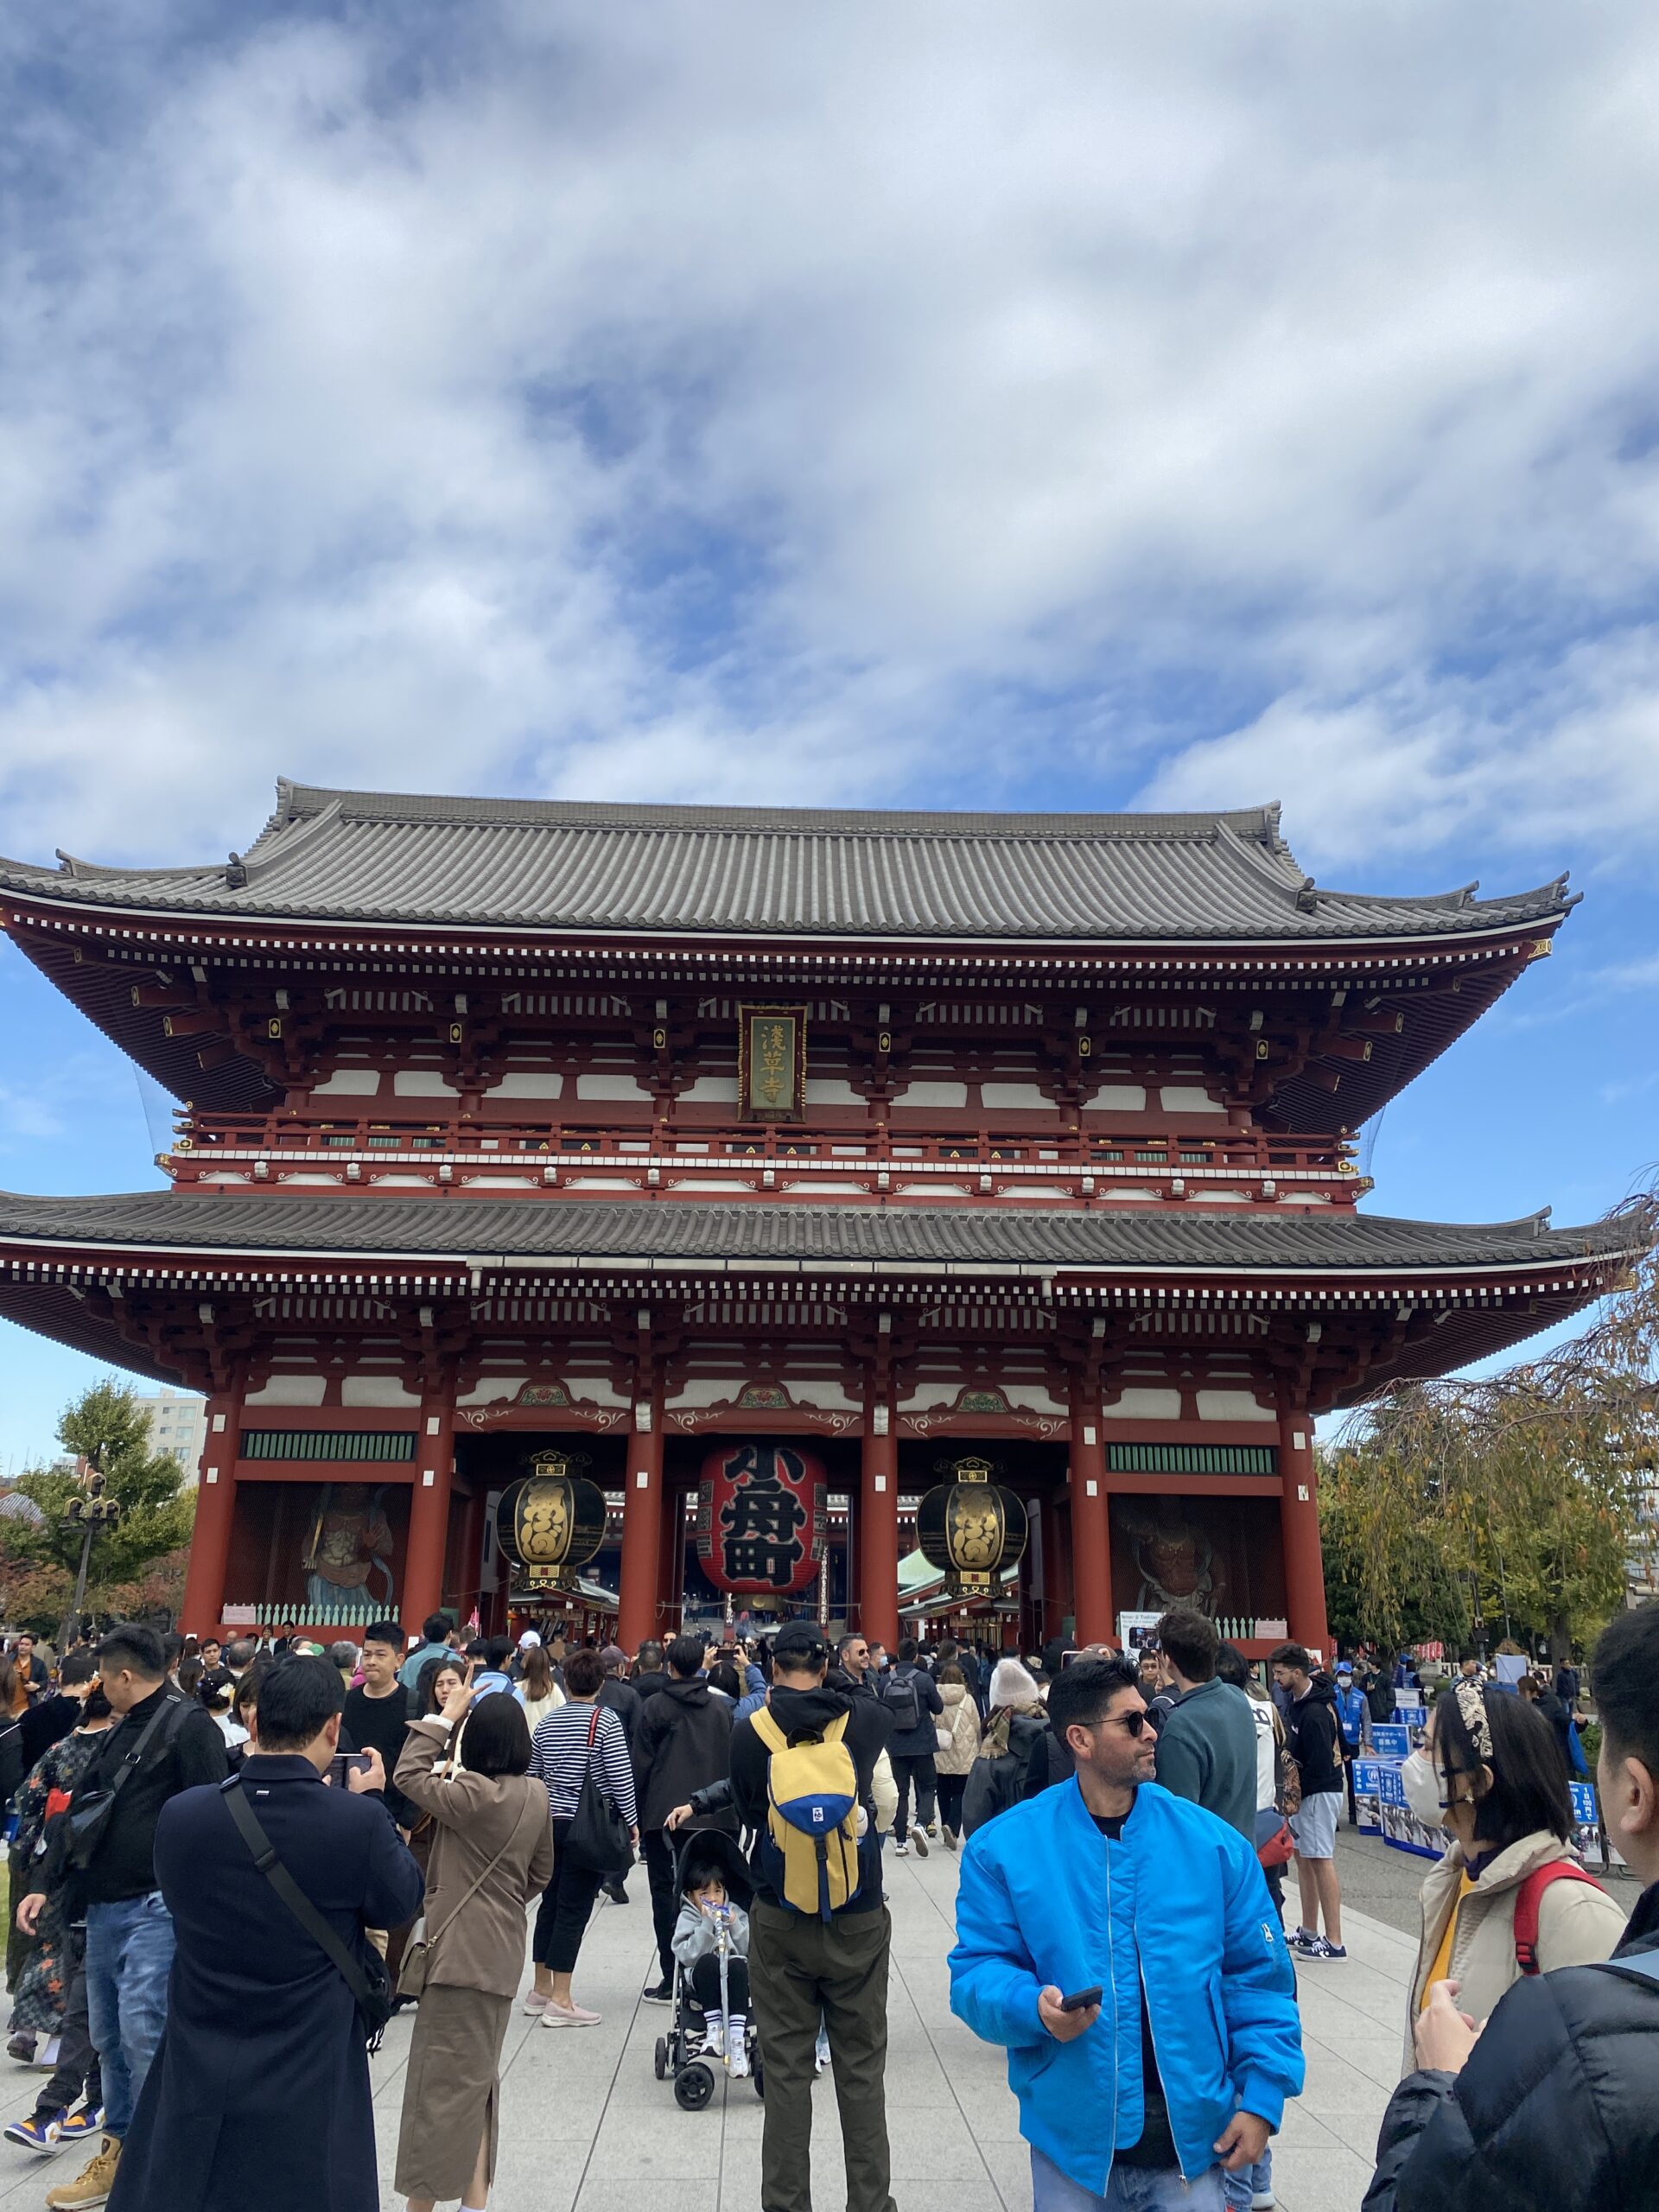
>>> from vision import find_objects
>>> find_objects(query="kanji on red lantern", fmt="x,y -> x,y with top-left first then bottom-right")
696,1441 -> 826,1596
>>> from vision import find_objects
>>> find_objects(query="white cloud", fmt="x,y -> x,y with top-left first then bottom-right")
4,4 -> 1659,880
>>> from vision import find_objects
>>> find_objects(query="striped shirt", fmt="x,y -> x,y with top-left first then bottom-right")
530,1699 -> 636,1826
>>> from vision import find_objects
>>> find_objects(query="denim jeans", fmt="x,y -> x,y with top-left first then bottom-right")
1032,2146 -> 1225,2210
1222,2148 -> 1273,2209
86,1892 -> 175,2140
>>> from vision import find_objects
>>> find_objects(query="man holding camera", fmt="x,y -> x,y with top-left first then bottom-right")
107,1653 -> 423,2212
17,1624 -> 227,2211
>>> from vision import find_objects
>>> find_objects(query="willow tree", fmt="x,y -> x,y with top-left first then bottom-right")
1327,1194 -> 1657,1659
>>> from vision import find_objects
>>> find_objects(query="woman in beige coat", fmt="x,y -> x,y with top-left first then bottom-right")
395,1669 -> 555,2212
932,1662 -> 982,1847
1400,1676 -> 1626,2072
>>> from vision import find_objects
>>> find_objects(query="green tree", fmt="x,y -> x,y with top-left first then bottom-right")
1328,1195 -> 1658,1660
10,1378 -> 197,1609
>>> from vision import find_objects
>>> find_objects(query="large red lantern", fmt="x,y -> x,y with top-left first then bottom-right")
696,1442 -> 827,1596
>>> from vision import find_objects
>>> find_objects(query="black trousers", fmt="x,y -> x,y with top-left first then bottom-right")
642,1827 -> 678,1980
890,1753 -> 937,1835
690,1951 -> 751,2014
937,1772 -> 967,1834
34,1936 -> 99,2123
531,1819 -> 604,1974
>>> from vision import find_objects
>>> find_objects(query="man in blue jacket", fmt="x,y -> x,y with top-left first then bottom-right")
949,1655 -> 1303,2211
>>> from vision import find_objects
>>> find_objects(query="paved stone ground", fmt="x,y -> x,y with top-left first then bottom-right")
3,1824 -> 1624,2209
361,1840 -> 1412,2212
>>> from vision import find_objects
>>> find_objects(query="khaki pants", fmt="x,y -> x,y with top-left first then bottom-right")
748,1897 -> 898,2212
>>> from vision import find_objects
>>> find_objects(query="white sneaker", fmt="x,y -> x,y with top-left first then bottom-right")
728,2020 -> 750,2079
909,1825 -> 930,1858
893,1841 -> 909,1856
700,2012 -> 725,2055
1250,2194 -> 1277,2210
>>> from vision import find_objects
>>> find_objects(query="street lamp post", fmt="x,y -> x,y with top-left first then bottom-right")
58,1458 -> 123,1648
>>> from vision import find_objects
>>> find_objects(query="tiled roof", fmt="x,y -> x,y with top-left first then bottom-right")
0,781 -> 1573,944
0,1189 -> 1636,1277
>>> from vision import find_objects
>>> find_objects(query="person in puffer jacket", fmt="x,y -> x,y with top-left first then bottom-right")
962,1660 -> 1050,1837
1363,1600 -> 1659,2212
950,1656 -> 1302,2210
933,1663 -> 982,1847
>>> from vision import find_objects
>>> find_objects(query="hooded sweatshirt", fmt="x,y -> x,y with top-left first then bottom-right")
728,1681 -> 892,1914
1287,1674 -> 1343,1796
633,1675 -> 736,1834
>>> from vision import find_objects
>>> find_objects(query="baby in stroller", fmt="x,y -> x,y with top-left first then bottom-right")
671,1832 -> 753,2082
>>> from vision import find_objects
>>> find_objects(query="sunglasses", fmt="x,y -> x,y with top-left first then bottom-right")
1096,1708 -> 1154,1737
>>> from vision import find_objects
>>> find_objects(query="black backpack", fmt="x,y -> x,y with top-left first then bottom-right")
878,1667 -> 922,1735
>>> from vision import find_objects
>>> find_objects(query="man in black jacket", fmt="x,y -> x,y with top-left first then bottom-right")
1271,1643 -> 1346,1961
106,1654 -> 423,2212
21,1624 -> 227,2210
630,1637 -> 670,1709
883,1637 -> 944,1855
1364,1599 -> 1659,2212
633,1634 -> 735,2003
725,1621 -> 896,2212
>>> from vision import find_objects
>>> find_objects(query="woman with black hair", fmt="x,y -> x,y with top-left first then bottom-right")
393,1667 -> 555,2212
1398,1675 -> 1626,2070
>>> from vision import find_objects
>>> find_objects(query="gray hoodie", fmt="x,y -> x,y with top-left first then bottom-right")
671,1897 -> 751,1969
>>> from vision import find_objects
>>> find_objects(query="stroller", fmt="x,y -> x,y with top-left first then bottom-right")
652,1829 -> 764,2109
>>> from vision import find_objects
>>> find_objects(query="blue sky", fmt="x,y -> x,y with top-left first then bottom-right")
3,3 -> 1656,1469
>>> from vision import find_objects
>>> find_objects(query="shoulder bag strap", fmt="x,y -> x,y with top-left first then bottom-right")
86,1692 -> 184,1805
221,1779 -> 375,2012
424,1787 -> 541,1955
749,1708 -> 785,1756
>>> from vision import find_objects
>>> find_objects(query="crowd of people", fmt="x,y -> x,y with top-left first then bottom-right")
0,1599 -> 1649,2211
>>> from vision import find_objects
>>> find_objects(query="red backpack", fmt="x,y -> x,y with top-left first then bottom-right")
1511,1860 -> 1607,1974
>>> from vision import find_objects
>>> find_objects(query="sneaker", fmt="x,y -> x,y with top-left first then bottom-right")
893,1841 -> 909,1856
728,2021 -> 750,2079
1251,2194 -> 1277,2209
45,2134 -> 120,2209
943,1827 -> 959,1852
6,2032 -> 35,2063
1305,1937 -> 1348,1961
57,2111 -> 105,2145
909,1825 -> 930,1858
4,2109 -> 66,2154
925,1822 -> 938,1838
700,2012 -> 726,2055
521,1990 -> 550,2016
541,2000 -> 601,2028
1287,1927 -> 1317,1953
814,2033 -> 830,2075
641,1977 -> 675,2005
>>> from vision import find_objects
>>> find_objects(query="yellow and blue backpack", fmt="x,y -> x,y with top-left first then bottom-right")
749,1707 -> 861,1920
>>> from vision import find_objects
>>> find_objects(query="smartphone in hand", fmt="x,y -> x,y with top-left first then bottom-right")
326,1751 -> 373,1788
1059,1986 -> 1103,2013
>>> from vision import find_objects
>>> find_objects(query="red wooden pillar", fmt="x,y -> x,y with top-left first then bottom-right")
860,1414 -> 899,1651
1071,1406 -> 1113,1646
404,1378 -> 456,1630
618,1418 -> 664,1654
181,1382 -> 244,1634
1279,1405 -> 1329,1657
1040,1492 -> 1072,1643
655,1482 -> 683,1640
454,1483 -> 486,1627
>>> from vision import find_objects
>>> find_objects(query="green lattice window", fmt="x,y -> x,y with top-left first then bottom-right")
241,1431 -> 416,1462
1107,1443 -> 1278,1476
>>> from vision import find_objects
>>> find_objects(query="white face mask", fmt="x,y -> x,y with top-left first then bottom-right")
1401,1748 -> 1446,1828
